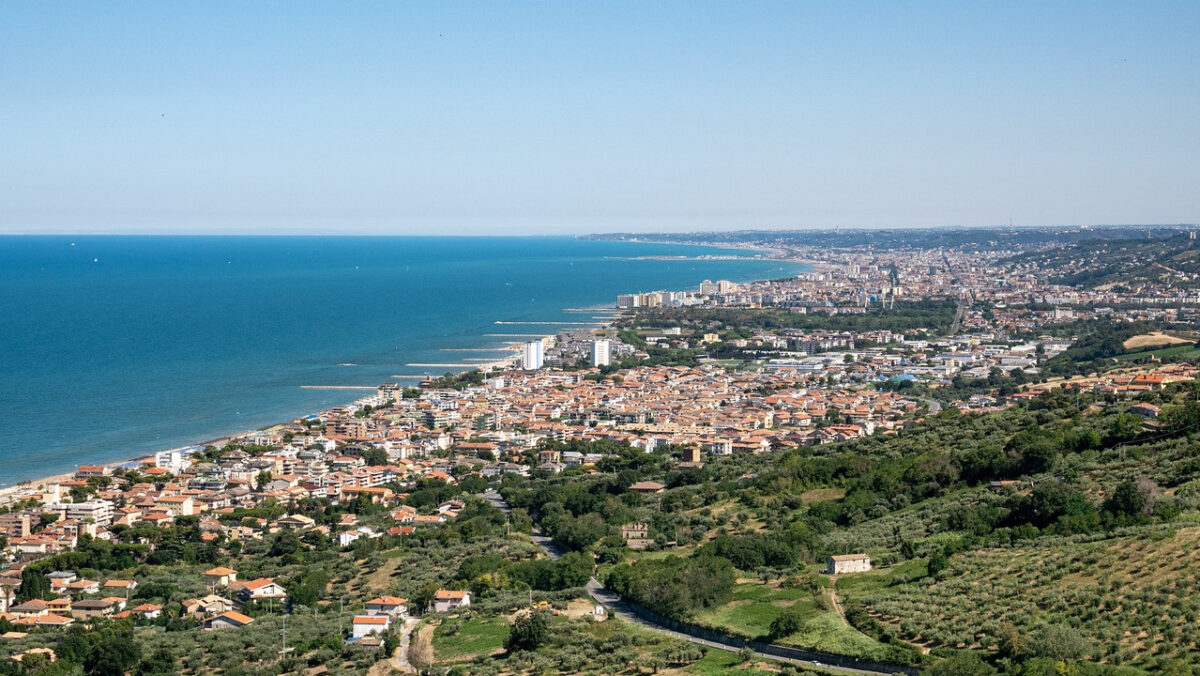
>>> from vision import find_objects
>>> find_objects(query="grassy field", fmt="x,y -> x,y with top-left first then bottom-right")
692,580 -> 893,660
693,581 -> 812,638
431,614 -> 509,662
1122,332 -> 1194,350
682,650 -> 779,675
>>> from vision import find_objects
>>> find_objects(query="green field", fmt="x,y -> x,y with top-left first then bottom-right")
431,614 -> 509,661
692,581 -> 893,660
684,650 -> 778,675
693,581 -> 812,638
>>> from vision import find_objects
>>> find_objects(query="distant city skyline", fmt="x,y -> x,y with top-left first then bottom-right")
3,1 -> 1198,235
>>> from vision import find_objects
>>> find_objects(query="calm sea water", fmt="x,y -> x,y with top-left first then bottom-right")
0,235 -> 803,484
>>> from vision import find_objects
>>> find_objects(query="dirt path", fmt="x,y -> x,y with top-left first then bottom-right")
831,578 -> 930,656
407,621 -> 435,671
826,576 -> 850,627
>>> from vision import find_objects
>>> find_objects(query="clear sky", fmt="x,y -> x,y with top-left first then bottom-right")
2,1 -> 1198,234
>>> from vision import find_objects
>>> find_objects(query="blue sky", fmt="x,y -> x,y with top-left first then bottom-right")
1,1 -> 1197,234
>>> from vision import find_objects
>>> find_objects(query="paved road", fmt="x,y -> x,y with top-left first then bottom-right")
919,398 -> 942,413
480,490 -> 915,675
392,618 -> 419,673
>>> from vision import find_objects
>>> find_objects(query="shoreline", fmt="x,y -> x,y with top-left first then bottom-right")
5,253 -> 805,496
0,319 -> 581,502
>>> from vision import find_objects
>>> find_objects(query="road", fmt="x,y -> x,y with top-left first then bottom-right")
479,490 -> 917,675
392,618 -> 419,673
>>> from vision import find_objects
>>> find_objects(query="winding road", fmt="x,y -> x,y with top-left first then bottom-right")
479,491 -> 918,675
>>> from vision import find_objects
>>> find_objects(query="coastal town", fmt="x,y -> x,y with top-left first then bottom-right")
2,229 -> 1199,675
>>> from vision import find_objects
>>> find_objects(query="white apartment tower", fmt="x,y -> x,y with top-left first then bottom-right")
591,339 -> 612,367
522,340 -> 544,370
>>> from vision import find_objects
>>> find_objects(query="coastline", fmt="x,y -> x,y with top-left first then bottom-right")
5,249 -> 805,496
0,319 -> 579,504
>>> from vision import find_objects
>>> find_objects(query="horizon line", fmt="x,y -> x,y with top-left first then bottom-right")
1,223 -> 1197,237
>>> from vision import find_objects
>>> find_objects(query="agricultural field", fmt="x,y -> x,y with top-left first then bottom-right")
1115,343 -> 1200,362
690,578 -> 898,661
424,609 -> 830,676
855,527 -> 1200,670
431,614 -> 510,662
1121,332 -> 1194,351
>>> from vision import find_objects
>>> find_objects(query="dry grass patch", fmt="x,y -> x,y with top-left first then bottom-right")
1123,332 -> 1192,350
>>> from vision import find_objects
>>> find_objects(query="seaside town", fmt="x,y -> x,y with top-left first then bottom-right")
2,230 -> 1200,675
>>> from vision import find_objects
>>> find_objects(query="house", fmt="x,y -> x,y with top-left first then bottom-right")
102,579 -> 137,595
32,614 -> 74,629
235,578 -> 288,603
204,610 -> 255,630
70,599 -> 117,620
64,579 -> 100,597
364,596 -> 408,618
182,595 -> 235,617
1130,403 -> 1162,419
431,590 -> 471,613
827,554 -> 871,575
9,600 -> 49,618
130,603 -> 162,619
203,566 -> 238,587
351,615 -> 390,639
628,481 -> 665,494
276,514 -> 316,530
620,522 -> 652,549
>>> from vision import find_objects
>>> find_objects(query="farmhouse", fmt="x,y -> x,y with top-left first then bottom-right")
620,522 -> 652,549
827,553 -> 871,574
628,481 -> 665,494
431,590 -> 471,613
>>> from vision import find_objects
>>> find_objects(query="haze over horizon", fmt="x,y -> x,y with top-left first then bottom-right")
3,1 -> 1198,235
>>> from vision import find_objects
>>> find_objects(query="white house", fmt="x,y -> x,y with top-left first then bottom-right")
235,578 -> 288,603
351,615 -> 390,639
827,553 -> 871,575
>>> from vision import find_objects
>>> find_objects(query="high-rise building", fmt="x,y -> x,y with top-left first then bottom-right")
591,339 -> 611,367
522,340 -> 544,370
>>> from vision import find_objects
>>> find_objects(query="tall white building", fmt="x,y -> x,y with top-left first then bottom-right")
591,339 -> 612,367
522,340 -> 544,370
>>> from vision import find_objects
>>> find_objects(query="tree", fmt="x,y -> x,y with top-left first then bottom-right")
505,611 -> 549,652
555,551 -> 593,589
769,609 -> 802,640
86,629 -> 143,676
136,646 -> 176,675
361,447 -> 389,466
17,568 -> 48,602
998,623 -> 1028,660
1028,622 -> 1089,661
926,652 -> 996,675
1103,480 -> 1146,519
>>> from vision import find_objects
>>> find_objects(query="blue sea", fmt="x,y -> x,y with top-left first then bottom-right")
0,235 -> 803,485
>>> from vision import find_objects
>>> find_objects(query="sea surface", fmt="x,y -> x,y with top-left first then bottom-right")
0,235 -> 804,485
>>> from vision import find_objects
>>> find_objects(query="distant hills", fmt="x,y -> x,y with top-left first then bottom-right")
1002,233 -> 1200,290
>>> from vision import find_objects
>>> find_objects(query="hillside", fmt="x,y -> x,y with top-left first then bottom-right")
1002,233 -> 1200,290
